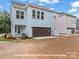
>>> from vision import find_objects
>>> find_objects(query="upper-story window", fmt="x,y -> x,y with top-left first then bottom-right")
16,11 -> 20,19
32,10 -> 44,20
37,11 -> 40,19
32,10 -> 36,19
16,10 -> 24,19
41,12 -> 44,20
21,11 -> 24,19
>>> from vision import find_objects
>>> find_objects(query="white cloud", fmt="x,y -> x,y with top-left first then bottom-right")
50,8 -> 55,10
38,3 -> 44,6
73,13 -> 79,17
26,0 -> 59,4
20,0 -> 26,2
0,5 -> 3,11
7,4 -> 10,6
70,1 -> 79,7
0,6 -> 3,9
36,0 -> 59,4
68,1 -> 79,14
68,8 -> 78,13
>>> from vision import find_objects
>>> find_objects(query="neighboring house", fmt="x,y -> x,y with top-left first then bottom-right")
11,1 -> 76,37
53,12 -> 76,36
76,18 -> 79,33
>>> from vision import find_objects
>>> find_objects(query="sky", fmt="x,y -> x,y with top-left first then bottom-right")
0,0 -> 79,16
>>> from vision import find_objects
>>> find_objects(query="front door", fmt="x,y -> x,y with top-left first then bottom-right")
15,26 -> 21,34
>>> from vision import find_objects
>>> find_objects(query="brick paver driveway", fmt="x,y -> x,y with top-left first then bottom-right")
0,35 -> 79,59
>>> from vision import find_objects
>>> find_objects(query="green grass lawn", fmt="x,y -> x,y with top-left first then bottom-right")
0,34 -> 13,42
0,36 -> 9,41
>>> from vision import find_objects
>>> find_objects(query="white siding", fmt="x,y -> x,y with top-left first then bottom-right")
53,13 -> 76,36
26,7 -> 53,37
11,5 -> 54,37
11,3 -> 76,37
26,7 -> 53,27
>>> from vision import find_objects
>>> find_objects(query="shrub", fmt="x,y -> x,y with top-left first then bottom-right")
6,34 -> 12,39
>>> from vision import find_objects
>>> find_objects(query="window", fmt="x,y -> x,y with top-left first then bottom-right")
41,12 -> 44,15
16,10 -> 24,19
21,11 -> 24,19
32,10 -> 36,19
53,15 -> 56,19
16,11 -> 20,19
37,11 -> 40,19
32,10 -> 44,20
41,12 -> 44,19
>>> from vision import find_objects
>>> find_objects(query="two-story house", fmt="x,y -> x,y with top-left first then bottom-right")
11,2 -> 54,37
11,1 -> 76,37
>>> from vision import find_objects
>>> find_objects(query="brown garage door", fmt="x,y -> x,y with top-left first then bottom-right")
32,27 -> 51,37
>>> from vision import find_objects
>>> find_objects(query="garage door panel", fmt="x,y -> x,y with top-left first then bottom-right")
33,28 -> 38,37
32,27 -> 51,37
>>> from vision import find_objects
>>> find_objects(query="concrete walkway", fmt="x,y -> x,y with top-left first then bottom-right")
33,34 -> 79,40
33,36 -> 58,40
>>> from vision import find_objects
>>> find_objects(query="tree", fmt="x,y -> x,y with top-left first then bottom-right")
0,10 -> 11,34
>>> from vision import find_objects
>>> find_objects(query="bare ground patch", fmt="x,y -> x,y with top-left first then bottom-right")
0,35 -> 79,59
